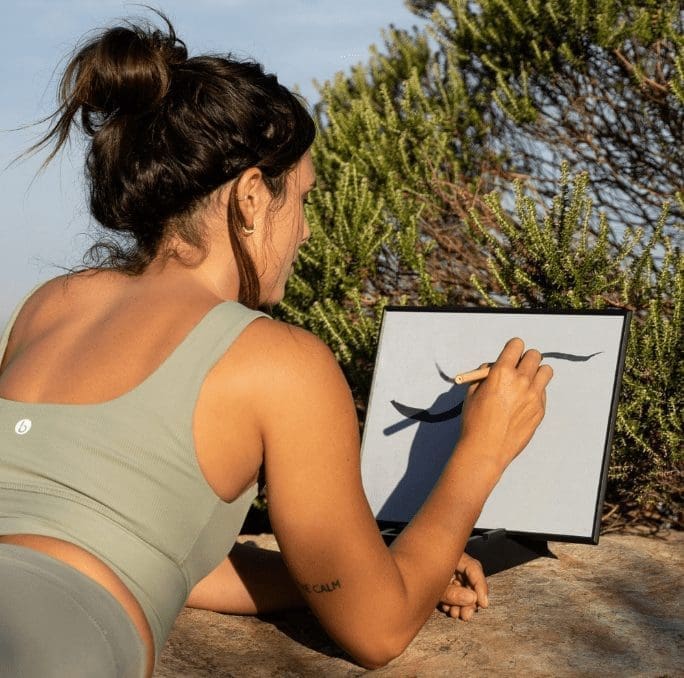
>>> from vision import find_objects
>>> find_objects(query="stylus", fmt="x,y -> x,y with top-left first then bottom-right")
454,366 -> 491,384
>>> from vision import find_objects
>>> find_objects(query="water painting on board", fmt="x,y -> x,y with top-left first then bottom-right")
360,308 -> 630,543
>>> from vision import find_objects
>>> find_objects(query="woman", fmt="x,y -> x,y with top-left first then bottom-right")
0,14 -> 552,678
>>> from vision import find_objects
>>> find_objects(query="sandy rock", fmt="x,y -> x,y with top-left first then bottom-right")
155,532 -> 683,677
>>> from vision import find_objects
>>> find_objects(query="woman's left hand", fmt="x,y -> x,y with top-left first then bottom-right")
438,553 -> 488,621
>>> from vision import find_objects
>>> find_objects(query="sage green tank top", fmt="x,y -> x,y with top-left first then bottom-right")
0,284 -> 267,660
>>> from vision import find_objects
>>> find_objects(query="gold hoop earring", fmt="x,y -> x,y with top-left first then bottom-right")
241,223 -> 255,235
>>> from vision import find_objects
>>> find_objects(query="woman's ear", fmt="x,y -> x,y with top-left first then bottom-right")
234,167 -> 266,224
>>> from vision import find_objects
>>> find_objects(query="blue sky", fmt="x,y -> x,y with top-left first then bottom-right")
0,0 -> 426,325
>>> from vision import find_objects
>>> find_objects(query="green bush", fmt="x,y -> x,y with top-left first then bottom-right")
467,166 -> 682,512
277,0 -> 683,522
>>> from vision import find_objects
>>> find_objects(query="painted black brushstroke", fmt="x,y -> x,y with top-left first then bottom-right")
391,351 -> 603,427
541,351 -> 602,361
436,363 -> 454,384
436,352 -> 601,385
391,399 -> 464,423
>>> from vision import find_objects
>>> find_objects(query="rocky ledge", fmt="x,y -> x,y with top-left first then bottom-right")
155,531 -> 683,677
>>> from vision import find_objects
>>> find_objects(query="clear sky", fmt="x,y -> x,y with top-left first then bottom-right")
0,0 -> 425,326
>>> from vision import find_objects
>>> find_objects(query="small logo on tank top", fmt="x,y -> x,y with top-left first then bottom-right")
15,419 -> 32,435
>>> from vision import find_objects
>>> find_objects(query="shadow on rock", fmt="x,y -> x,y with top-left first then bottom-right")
257,609 -> 352,663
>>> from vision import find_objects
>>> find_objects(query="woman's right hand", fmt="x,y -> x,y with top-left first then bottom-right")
458,337 -> 553,473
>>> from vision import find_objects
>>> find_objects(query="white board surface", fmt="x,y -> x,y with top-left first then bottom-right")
360,309 -> 629,541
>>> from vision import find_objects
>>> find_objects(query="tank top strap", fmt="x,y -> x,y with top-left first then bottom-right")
0,280 -> 51,365
125,301 -> 268,416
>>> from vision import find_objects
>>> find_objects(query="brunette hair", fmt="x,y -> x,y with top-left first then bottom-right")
33,11 -> 316,308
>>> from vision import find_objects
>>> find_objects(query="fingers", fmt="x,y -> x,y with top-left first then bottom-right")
533,363 -> 554,392
440,558 -> 490,622
517,348 -> 542,378
457,555 -> 488,608
495,341 -> 553,392
458,604 -> 476,621
466,363 -> 490,396
441,598 -> 478,621
495,337 -> 525,367
470,573 -> 489,609
443,582 -> 478,607
440,599 -> 477,621
445,602 -> 476,620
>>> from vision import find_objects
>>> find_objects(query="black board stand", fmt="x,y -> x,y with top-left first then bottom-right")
378,523 -> 555,576
464,529 -> 555,576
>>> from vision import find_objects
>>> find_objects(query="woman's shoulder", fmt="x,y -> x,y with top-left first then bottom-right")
0,271 -> 113,366
193,312 -> 353,441
219,314 -> 356,445
232,315 -> 339,378
242,315 -> 327,347
212,311 -> 345,401
9,271 -> 104,331
6,275 -> 68,334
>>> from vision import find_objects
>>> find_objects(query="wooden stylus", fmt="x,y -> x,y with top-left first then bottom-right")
453,366 -> 491,385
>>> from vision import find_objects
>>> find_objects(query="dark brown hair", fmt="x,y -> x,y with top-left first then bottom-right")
33,11 -> 316,308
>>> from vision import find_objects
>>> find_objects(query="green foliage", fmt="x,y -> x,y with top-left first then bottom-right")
616,223 -> 683,505
278,27 -> 468,399
470,166 -> 624,308
278,1 -> 683,517
469,167 -> 683,507
407,0 -> 683,231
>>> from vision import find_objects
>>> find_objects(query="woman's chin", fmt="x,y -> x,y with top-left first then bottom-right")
260,288 -> 285,307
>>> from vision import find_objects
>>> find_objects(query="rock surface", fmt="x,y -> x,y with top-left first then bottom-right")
155,532 -> 683,677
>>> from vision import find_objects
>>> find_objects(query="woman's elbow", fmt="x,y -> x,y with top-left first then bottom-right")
355,652 -> 400,671
346,632 -> 410,670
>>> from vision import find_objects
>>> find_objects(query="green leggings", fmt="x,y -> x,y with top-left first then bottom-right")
0,544 -> 146,677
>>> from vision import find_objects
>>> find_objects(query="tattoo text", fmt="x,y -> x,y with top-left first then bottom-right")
299,579 -> 342,594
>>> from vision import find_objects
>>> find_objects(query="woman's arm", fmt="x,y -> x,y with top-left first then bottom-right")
234,321 -> 551,669
185,542 -> 305,614
187,541 -> 487,620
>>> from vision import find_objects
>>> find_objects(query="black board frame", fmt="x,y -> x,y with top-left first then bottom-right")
363,305 -> 631,561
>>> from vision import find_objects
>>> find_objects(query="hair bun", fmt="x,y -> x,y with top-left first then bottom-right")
69,20 -> 188,124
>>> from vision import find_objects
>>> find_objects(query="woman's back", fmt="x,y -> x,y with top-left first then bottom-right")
2,270 -> 229,406
0,269 -> 266,495
0,268 -> 271,674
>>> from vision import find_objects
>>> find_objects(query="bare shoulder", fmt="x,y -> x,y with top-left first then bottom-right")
237,315 -> 327,350
234,316 -> 341,381
5,275 -> 72,336
227,316 -> 355,428
12,271 -> 102,317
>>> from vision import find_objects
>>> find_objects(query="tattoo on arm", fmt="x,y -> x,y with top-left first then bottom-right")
298,579 -> 342,594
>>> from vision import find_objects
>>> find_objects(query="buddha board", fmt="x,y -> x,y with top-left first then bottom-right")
360,307 -> 631,543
